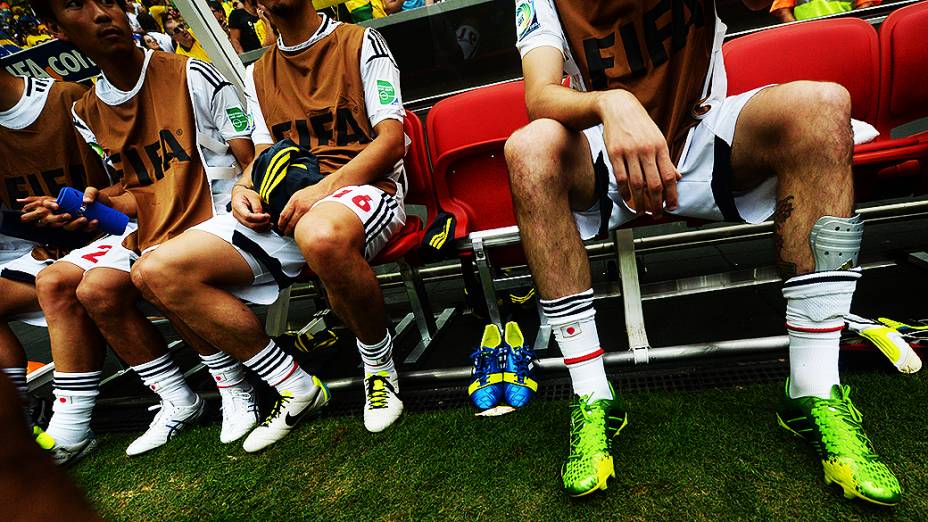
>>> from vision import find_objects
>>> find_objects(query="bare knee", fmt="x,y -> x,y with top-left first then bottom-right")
75,274 -> 132,317
35,265 -> 82,312
772,82 -> 852,141
296,218 -> 358,277
505,119 -> 574,196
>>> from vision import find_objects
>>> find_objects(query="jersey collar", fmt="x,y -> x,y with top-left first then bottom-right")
95,48 -> 154,106
276,13 -> 339,53
0,76 -> 52,130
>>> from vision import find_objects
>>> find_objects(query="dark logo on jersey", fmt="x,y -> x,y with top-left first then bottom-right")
270,109 -> 372,150
107,130 -> 191,185
583,0 -> 705,89
3,165 -> 88,210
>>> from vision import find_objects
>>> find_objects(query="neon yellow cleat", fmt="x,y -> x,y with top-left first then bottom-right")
33,426 -> 55,451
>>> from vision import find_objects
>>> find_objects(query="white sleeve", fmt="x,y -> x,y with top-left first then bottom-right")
186,59 -> 252,142
244,64 -> 274,146
360,28 -> 404,129
71,103 -> 115,181
515,0 -> 566,60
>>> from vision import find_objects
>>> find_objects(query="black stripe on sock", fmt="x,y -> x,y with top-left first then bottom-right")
783,273 -> 861,288
544,302 -> 595,319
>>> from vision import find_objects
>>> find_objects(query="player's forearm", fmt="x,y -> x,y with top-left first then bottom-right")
318,128 -> 405,194
98,185 -> 137,217
528,83 -> 639,132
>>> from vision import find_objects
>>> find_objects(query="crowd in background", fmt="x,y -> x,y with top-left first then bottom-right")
0,0 -> 442,60
0,0 -> 882,61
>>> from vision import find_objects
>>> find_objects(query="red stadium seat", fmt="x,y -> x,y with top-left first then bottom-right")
427,81 -> 529,241
723,17 -> 880,124
854,1 -> 928,181
370,110 -> 434,265
723,15 -> 925,197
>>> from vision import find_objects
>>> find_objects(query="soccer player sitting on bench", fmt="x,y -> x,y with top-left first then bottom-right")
131,0 -> 408,450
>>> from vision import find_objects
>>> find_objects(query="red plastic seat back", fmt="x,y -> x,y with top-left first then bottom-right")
426,81 -> 530,238
402,109 -> 438,223
723,18 -> 880,123
878,1 -> 928,136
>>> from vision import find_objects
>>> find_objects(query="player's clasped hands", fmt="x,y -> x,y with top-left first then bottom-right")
597,89 -> 681,217
16,188 -> 101,232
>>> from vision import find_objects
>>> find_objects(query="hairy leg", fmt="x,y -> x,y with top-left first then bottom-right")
730,81 -> 855,277
35,263 -> 106,372
75,268 -> 166,367
0,278 -> 40,368
134,231 -> 269,360
295,203 -> 386,345
504,119 -> 599,299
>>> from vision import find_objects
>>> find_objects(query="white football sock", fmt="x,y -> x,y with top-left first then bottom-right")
358,331 -> 397,385
199,351 -> 248,389
46,370 -> 101,445
133,354 -> 198,406
783,270 -> 860,399
541,289 -> 612,401
243,340 -> 314,394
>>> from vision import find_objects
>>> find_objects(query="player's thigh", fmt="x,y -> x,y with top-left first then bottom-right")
727,84 -> 815,189
294,201 -> 366,258
138,230 -> 256,288
0,277 -> 38,317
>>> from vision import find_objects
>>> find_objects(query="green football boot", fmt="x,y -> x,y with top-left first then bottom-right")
562,389 -> 628,497
777,381 -> 902,506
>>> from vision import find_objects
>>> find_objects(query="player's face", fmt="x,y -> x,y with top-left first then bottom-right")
255,0 -> 301,19
49,0 -> 134,58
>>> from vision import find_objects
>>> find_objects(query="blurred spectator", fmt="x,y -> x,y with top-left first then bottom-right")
142,32 -> 162,50
22,20 -> 52,47
0,26 -> 18,58
227,0 -> 268,53
344,0 -> 388,21
208,0 -> 230,37
136,3 -> 161,33
771,0 -> 879,21
383,0 -> 433,15
145,30 -> 173,51
165,18 -> 210,61
125,1 -> 144,33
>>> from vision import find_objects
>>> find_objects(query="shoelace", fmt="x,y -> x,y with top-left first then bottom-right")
469,347 -> 497,384
261,394 -> 292,427
509,346 -> 536,382
567,395 -> 608,462
810,386 -> 874,458
366,375 -> 391,410
222,387 -> 257,416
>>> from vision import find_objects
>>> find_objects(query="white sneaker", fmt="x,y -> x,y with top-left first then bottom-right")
126,396 -> 205,457
219,383 -> 259,444
242,375 -> 329,453
363,372 -> 403,433
49,435 -> 98,467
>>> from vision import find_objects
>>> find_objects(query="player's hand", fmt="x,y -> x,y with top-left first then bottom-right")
597,89 -> 680,217
231,185 -> 271,232
277,184 -> 328,237
17,196 -> 57,227
34,187 -> 101,232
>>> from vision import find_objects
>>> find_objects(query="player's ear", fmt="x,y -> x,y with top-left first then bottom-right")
47,20 -> 69,42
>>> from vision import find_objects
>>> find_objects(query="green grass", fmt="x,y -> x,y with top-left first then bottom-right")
71,370 -> 928,521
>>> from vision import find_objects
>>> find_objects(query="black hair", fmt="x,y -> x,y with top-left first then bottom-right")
29,0 -> 128,24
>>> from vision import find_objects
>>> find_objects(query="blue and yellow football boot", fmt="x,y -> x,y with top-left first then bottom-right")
501,321 -> 538,408
468,324 -> 504,410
